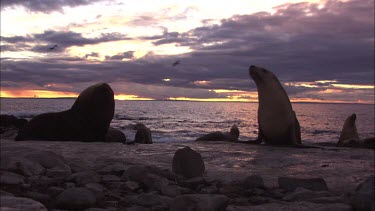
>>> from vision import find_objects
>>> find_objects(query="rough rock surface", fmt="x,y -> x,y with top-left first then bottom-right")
0,196 -> 48,210
0,138 -> 374,210
278,177 -> 328,191
351,176 -> 375,211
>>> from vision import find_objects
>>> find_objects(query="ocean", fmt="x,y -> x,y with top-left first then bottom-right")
1,98 -> 374,144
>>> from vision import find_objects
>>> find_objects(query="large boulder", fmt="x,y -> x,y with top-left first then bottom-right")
15,83 -> 115,142
172,147 -> 205,179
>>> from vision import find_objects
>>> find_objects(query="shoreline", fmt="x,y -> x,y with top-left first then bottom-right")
1,138 -> 373,194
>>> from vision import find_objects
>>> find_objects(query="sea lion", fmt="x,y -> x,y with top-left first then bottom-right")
15,83 -> 114,142
195,124 -> 239,142
248,65 -> 302,146
337,114 -> 360,147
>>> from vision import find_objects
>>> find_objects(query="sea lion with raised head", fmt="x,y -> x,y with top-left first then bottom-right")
337,114 -> 360,147
248,65 -> 304,146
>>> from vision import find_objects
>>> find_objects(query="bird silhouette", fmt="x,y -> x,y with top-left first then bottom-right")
49,44 -> 58,50
172,60 -> 180,67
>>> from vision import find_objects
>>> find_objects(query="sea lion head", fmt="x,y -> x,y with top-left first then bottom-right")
249,65 -> 280,88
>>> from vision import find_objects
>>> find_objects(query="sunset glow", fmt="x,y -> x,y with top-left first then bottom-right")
0,0 -> 373,104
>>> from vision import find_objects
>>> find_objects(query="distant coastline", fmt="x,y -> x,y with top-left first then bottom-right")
0,97 -> 373,105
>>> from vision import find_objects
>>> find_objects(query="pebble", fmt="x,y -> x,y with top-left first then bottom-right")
56,187 -> 96,209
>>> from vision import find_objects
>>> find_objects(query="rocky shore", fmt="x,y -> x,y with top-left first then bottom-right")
1,137 -> 374,211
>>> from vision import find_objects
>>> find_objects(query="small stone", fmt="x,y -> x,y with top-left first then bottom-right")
124,181 -> 140,191
200,185 -> 219,194
101,175 -> 121,183
64,182 -> 76,189
248,196 -> 269,205
241,175 -> 264,189
219,185 -> 242,195
0,170 -> 24,185
160,185 -> 182,197
172,146 -> 205,179
56,187 -> 96,209
278,177 -> 328,191
1,157 -> 45,176
24,191 -> 50,204
47,186 -> 65,197
66,171 -> 101,186
179,177 -> 206,189
85,183 -> 105,200
0,196 -> 47,210
282,187 -> 333,201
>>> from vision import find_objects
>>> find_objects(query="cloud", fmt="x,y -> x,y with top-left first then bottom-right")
105,51 -> 135,60
1,30 -> 131,53
1,0 -> 373,102
0,0 -> 104,13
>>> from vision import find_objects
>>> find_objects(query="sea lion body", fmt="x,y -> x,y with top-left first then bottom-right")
249,65 -> 301,145
16,83 -> 114,142
337,114 -> 360,147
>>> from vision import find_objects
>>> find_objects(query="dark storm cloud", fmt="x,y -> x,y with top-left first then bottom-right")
0,0 -> 104,13
1,0 -> 373,100
1,30 -> 131,53
151,0 -> 374,85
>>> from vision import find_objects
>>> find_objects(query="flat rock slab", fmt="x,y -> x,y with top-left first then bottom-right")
1,139 -> 374,194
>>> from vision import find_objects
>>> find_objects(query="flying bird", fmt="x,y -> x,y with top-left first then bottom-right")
49,44 -> 58,50
172,60 -> 180,67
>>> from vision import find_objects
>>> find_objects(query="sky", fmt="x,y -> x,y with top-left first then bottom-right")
0,0 -> 374,104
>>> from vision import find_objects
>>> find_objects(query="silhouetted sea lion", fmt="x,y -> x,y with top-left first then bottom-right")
15,83 -> 114,142
248,65 -> 309,147
195,124 -> 239,142
337,114 -> 360,147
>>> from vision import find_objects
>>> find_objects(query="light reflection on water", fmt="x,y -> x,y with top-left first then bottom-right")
1,99 -> 374,143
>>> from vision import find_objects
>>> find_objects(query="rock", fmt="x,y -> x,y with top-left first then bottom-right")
15,83 -> 114,142
219,185 -> 242,195
131,193 -> 172,208
0,190 -> 14,196
66,171 -> 101,186
101,175 -> 121,183
169,194 -> 229,211
200,185 -> 219,194
179,176 -> 206,189
351,176 -> 374,211
307,196 -> 345,204
239,175 -> 265,189
0,170 -> 25,185
64,182 -> 76,189
160,184 -> 182,197
230,124 -> 240,139
282,187 -> 333,201
56,187 -> 96,209
1,156 -> 45,176
24,191 -> 50,204
134,123 -> 152,144
97,162 -> 126,176
0,115 -> 27,129
248,196 -> 269,205
0,196 -> 47,211
278,177 -> 328,191
47,186 -> 65,197
85,208 -> 110,211
25,151 -> 71,177
125,206 -> 150,211
227,202 -> 352,211
85,183 -> 106,200
105,127 -> 126,143
121,165 -> 168,191
124,181 -> 141,191
172,146 -> 205,179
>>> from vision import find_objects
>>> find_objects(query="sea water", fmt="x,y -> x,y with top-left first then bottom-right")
1,98 -> 374,143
